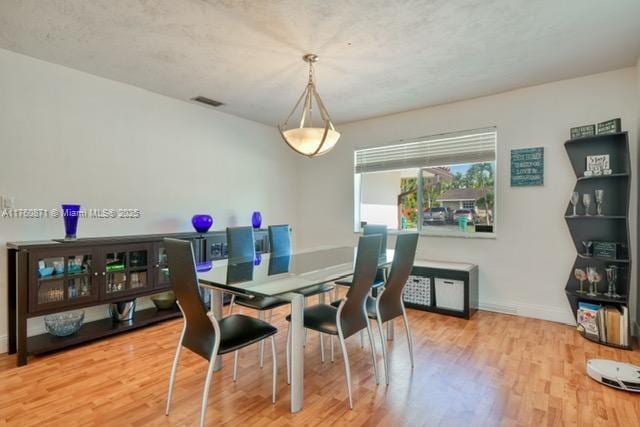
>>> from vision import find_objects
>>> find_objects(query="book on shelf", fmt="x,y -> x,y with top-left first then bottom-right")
576,302 -> 628,346
577,302 -> 600,341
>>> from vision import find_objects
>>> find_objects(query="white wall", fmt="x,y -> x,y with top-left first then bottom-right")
296,68 -> 639,325
0,49 -> 299,351
360,170 -> 402,228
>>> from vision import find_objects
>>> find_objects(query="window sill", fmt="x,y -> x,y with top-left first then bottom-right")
355,229 -> 497,239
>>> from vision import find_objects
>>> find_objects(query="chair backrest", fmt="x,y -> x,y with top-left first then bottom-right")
363,224 -> 387,255
268,225 -> 292,257
378,233 -> 419,322
226,226 -> 255,263
339,234 -> 382,338
164,238 -> 216,361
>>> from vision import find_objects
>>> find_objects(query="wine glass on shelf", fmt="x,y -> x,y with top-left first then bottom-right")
581,241 -> 593,257
586,266 -> 600,296
583,193 -> 592,216
570,192 -> 579,216
605,266 -> 622,298
594,189 -> 604,216
574,268 -> 587,294
604,265 -> 618,298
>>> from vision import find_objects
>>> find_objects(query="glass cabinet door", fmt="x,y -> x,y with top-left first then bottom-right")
36,256 -> 66,306
102,246 -> 151,297
154,244 -> 171,288
31,251 -> 98,312
66,253 -> 95,301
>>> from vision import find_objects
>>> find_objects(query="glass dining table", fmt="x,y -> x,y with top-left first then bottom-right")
197,246 -> 395,413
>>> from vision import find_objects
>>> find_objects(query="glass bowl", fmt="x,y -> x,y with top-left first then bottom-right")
151,291 -> 176,310
44,311 -> 85,336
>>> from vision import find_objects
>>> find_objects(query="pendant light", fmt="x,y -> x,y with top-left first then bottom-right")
278,54 -> 340,157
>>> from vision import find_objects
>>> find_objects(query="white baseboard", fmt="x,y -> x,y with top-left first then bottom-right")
0,335 -> 6,354
478,298 -> 576,325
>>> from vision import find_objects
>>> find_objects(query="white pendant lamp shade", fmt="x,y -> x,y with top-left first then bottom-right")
281,127 -> 340,156
278,54 -> 340,157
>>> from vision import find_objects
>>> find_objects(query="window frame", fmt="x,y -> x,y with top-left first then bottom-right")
353,128 -> 498,239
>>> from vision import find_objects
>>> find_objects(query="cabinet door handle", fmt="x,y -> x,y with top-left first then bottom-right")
94,272 -> 99,277
102,272 -> 106,276
154,264 -> 160,268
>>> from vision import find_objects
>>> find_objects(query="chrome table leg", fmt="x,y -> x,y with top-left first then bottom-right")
290,293 -> 305,413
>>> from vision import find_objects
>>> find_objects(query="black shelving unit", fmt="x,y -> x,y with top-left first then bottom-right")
563,131 -> 632,350
7,229 -> 272,366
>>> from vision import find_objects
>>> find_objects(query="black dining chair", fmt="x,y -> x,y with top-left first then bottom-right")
332,232 -> 419,385
285,234 -> 383,409
370,232 -> 419,384
225,226 -> 288,368
333,224 -> 388,348
163,238 -> 278,427
229,225 -> 335,365
226,226 -> 288,315
335,224 -> 388,290
268,224 -> 292,257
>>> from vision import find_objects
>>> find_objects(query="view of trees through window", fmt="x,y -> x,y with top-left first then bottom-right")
359,161 -> 495,233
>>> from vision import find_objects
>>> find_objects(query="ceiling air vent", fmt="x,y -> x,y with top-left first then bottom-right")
191,96 -> 224,107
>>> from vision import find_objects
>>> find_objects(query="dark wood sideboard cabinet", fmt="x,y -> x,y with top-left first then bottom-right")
6,230 -> 270,366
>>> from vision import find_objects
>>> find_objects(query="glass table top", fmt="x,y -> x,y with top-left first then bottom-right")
197,246 -> 395,297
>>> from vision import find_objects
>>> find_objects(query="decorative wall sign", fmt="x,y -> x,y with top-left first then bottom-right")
585,154 -> 610,177
597,118 -> 621,135
592,241 -> 620,259
570,124 -> 596,139
511,147 -> 544,186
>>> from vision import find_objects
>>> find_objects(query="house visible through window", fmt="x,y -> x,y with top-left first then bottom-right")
354,128 -> 497,235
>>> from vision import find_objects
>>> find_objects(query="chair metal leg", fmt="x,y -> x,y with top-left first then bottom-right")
165,319 -> 186,415
259,311 -> 265,368
200,357 -> 216,427
360,330 -> 364,348
318,292 -> 326,362
286,323 -> 291,385
271,336 -> 277,404
401,305 -> 415,368
386,320 -> 395,341
338,333 -> 353,409
365,322 -> 380,385
233,350 -> 239,382
376,316 -> 389,385
268,309 -> 273,323
330,335 -> 335,362
228,294 -> 235,316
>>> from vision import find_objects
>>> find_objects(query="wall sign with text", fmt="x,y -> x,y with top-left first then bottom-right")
511,147 -> 544,186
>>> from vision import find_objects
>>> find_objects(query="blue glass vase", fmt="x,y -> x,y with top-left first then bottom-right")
192,214 -> 213,233
251,211 -> 262,229
196,261 -> 213,272
254,253 -> 262,266
62,204 -> 81,240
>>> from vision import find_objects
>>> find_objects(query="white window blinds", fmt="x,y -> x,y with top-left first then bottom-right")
355,127 -> 497,173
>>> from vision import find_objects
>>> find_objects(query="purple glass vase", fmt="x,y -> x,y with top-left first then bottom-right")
254,253 -> 262,266
192,214 -> 213,233
196,261 -> 213,272
251,211 -> 262,229
61,204 -> 81,240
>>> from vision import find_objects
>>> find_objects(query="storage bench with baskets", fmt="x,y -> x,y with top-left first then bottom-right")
402,260 -> 478,319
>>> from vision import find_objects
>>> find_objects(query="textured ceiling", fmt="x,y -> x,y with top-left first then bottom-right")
1,0 -> 639,125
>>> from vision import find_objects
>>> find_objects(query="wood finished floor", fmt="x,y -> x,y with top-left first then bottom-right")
1,303 -> 639,427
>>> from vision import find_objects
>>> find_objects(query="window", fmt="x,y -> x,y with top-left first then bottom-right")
354,127 -> 496,236
462,201 -> 476,210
